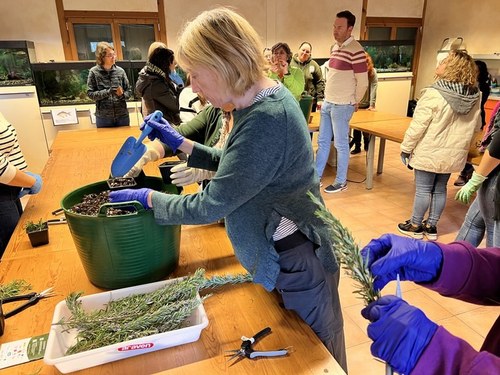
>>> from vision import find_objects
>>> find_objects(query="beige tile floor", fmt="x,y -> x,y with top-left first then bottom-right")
313,135 -> 498,374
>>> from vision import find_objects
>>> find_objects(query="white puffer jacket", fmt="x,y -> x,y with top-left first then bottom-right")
401,86 -> 481,173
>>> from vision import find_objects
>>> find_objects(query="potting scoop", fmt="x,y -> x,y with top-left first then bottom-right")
110,110 -> 163,177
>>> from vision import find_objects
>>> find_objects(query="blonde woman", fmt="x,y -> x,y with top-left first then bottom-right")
398,50 -> 481,240
87,42 -> 130,127
110,8 -> 347,370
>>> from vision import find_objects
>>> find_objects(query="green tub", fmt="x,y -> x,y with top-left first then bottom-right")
61,177 -> 180,289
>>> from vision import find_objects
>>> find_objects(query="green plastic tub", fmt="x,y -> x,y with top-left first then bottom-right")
61,177 -> 180,289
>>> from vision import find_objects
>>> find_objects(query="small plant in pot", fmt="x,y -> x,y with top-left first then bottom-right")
24,218 -> 49,247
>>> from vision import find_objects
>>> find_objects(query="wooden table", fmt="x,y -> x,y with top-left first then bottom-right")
0,127 -> 345,374
310,111 -> 411,189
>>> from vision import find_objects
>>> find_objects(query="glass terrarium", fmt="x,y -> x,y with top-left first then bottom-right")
32,60 -> 145,106
0,40 -> 37,86
361,40 -> 415,73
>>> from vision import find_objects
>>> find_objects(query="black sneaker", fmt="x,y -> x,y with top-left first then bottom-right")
422,220 -> 438,241
324,182 -> 347,193
397,220 -> 424,239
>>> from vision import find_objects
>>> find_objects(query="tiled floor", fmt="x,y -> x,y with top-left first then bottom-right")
314,135 -> 498,374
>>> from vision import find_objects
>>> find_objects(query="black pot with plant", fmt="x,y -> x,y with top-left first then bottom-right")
24,219 -> 49,247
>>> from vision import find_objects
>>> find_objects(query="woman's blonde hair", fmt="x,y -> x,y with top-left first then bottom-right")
95,42 -> 114,66
437,50 -> 478,86
176,7 -> 267,96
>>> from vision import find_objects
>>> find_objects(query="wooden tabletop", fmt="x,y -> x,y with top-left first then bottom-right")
0,127 -> 345,374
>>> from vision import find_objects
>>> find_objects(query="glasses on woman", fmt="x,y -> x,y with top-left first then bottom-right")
105,53 -> 116,58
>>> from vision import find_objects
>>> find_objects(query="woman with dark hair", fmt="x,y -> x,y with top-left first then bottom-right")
87,41 -> 131,127
291,41 -> 325,111
136,45 -> 181,125
454,60 -> 491,186
268,42 -> 304,100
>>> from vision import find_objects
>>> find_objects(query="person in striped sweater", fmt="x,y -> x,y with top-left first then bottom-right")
0,112 -> 42,257
316,10 -> 368,193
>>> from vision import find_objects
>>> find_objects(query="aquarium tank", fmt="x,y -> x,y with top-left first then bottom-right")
0,40 -> 37,86
360,40 -> 415,73
32,61 -> 145,106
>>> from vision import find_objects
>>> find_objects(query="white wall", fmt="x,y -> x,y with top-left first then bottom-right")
415,0 -> 500,95
0,0 -> 499,94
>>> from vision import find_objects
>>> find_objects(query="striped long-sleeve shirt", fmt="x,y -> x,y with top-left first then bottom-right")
0,113 -> 27,184
324,37 -> 368,104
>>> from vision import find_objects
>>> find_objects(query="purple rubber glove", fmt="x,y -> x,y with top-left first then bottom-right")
109,188 -> 152,209
18,171 -> 42,198
362,295 -> 438,375
361,233 -> 443,291
142,113 -> 184,152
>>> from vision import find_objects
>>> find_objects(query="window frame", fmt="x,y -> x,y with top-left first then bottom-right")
362,17 -> 423,94
56,0 -> 167,61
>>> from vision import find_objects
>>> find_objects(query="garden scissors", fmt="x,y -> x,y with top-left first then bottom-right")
225,327 -> 290,366
0,287 -> 55,336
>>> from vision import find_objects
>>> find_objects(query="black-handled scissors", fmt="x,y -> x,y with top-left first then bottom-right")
225,327 -> 290,365
0,287 -> 55,336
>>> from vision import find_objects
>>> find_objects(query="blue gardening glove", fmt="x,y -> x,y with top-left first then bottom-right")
18,171 -> 42,198
361,233 -> 443,291
455,171 -> 487,204
109,188 -> 153,209
142,113 -> 184,152
400,151 -> 413,170
362,296 -> 438,375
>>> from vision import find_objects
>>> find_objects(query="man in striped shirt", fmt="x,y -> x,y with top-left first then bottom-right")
316,10 -> 368,193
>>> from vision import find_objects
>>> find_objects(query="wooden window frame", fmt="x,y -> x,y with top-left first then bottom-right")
362,17 -> 424,97
55,0 -> 167,61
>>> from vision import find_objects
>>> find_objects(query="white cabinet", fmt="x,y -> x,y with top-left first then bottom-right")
376,72 -> 413,116
0,86 -> 49,173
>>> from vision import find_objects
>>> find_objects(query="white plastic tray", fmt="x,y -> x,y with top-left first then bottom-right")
43,278 -> 209,373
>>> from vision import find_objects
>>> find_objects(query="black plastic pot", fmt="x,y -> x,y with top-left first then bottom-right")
26,223 -> 49,247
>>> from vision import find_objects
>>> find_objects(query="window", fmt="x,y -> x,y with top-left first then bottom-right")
56,1 -> 166,61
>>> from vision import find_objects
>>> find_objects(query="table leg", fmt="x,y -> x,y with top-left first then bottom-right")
377,138 -> 386,175
365,135 -> 375,190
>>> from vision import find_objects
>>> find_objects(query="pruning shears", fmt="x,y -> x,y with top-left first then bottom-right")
225,327 -> 290,365
0,287 -> 55,336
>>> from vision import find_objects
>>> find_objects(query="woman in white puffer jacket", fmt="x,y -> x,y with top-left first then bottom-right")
398,50 -> 481,241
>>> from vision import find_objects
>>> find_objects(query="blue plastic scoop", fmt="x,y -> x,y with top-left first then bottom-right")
110,110 -> 162,177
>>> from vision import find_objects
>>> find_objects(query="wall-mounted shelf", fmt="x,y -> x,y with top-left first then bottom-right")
472,53 -> 500,60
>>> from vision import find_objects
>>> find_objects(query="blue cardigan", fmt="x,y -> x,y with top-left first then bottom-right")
151,87 -> 339,290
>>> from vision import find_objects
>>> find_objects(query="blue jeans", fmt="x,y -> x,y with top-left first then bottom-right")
316,102 -> 355,184
411,169 -> 451,226
456,170 -> 499,246
96,115 -> 130,128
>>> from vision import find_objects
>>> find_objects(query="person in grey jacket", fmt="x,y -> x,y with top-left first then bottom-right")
87,42 -> 130,127
109,8 -> 347,371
